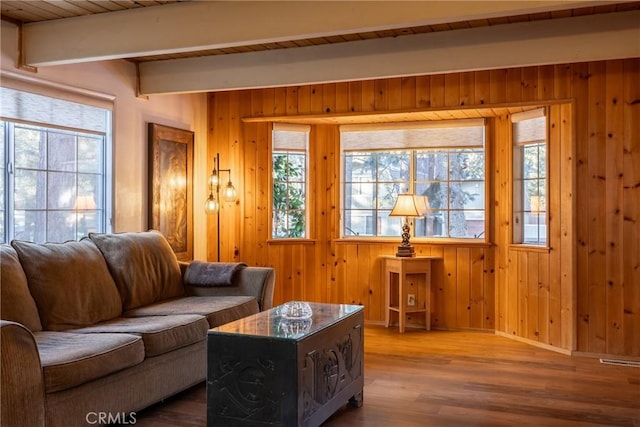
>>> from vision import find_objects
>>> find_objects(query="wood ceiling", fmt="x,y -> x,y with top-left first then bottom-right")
2,1 -> 639,64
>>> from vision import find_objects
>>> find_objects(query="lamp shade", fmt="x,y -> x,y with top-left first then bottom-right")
389,194 -> 423,217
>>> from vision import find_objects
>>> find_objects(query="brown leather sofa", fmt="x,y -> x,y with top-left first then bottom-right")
0,230 -> 274,427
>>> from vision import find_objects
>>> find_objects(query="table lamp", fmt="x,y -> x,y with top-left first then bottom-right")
389,194 -> 428,257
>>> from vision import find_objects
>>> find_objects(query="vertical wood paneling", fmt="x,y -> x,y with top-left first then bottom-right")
559,103 -> 575,350
459,72 -> 474,106
228,92 -> 242,261
241,121 -> 257,265
415,75 -> 430,108
255,121 -> 270,267
483,245 -> 495,330
310,85 -> 323,114
474,70 -> 490,106
348,81 -> 362,112
493,116 -> 510,333
443,246 -> 458,327
470,247 -> 485,328
430,245 -> 445,328
208,59 -> 640,357
457,248 -> 471,328
622,59 -> 640,356
430,74 -> 445,107
521,67 -> 538,101
388,78 -> 402,110
538,253 -> 550,343
605,60 -> 625,355
573,62 -> 591,353
548,104 -> 562,348
444,73 -> 460,107
587,61 -> 607,353
297,85 -> 311,115
401,77 -> 416,110
489,69 -> 507,104
527,252 -> 539,340
518,251 -> 528,337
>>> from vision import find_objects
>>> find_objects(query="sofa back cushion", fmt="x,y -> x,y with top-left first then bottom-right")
0,244 -> 43,332
89,231 -> 184,310
11,239 -> 123,331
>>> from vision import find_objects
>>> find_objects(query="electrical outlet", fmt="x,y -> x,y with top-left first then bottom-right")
407,294 -> 416,306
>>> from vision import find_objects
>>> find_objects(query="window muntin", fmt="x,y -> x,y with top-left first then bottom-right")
1,85 -> 112,244
512,108 -> 548,245
414,148 -> 485,238
343,151 -> 410,236
341,120 -> 486,240
272,124 -> 309,239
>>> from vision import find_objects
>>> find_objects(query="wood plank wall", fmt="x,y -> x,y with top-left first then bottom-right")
207,59 -> 640,357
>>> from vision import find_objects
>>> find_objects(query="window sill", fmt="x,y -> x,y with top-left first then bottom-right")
508,244 -> 551,253
267,239 -> 316,245
335,237 -> 493,248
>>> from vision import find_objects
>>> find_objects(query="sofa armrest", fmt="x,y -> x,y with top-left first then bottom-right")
183,264 -> 275,311
1,320 -> 45,427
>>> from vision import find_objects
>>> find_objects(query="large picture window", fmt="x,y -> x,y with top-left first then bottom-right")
341,119 -> 486,239
1,84 -> 112,243
512,108 -> 548,246
272,123 -> 309,239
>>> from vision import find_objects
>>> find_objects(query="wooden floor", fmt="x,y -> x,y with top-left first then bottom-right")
132,326 -> 640,427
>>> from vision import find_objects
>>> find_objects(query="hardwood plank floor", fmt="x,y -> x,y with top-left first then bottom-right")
131,326 -> 640,427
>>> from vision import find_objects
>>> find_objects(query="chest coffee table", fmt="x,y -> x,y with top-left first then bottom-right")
207,302 -> 364,426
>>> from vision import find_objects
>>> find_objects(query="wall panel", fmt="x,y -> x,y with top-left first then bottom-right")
207,59 -> 640,357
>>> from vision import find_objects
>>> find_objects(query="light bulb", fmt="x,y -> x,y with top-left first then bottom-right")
209,171 -> 219,187
204,194 -> 219,214
223,182 -> 237,202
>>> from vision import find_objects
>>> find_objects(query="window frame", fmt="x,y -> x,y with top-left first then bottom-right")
1,77 -> 113,244
339,119 -> 488,243
511,107 -> 549,247
270,123 -> 310,240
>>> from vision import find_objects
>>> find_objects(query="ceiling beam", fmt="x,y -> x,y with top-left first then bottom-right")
138,10 -> 640,95
21,0 -> 617,66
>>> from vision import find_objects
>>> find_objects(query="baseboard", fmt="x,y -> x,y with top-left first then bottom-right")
572,351 -> 640,363
494,330 -> 572,355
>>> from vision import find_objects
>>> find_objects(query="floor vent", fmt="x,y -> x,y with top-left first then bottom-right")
599,358 -> 640,367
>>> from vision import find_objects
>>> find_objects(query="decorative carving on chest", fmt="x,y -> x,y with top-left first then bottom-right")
302,326 -> 363,419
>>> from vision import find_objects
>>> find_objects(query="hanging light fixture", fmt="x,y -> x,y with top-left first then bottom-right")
203,153 -> 236,214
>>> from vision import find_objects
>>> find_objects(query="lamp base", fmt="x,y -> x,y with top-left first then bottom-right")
395,245 -> 416,257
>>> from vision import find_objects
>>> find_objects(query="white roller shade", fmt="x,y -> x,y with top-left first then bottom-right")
273,123 -> 310,151
340,118 -> 485,151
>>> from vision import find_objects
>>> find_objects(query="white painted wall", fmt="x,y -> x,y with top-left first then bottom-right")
0,20 -> 209,260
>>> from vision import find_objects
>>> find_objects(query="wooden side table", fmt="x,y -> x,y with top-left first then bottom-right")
382,255 -> 438,333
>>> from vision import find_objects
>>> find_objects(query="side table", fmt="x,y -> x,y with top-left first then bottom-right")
382,255 -> 438,333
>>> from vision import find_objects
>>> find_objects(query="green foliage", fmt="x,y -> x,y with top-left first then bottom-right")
272,153 -> 306,238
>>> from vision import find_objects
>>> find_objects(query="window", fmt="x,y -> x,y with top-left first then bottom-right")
341,119 -> 486,239
1,84 -> 112,243
272,123 -> 309,238
512,108 -> 547,245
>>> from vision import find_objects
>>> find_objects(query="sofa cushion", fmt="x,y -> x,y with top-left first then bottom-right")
11,239 -> 123,331
124,296 -> 260,328
35,331 -> 144,393
89,231 -> 184,310
0,245 -> 43,332
69,315 -> 208,357
125,296 -> 259,328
